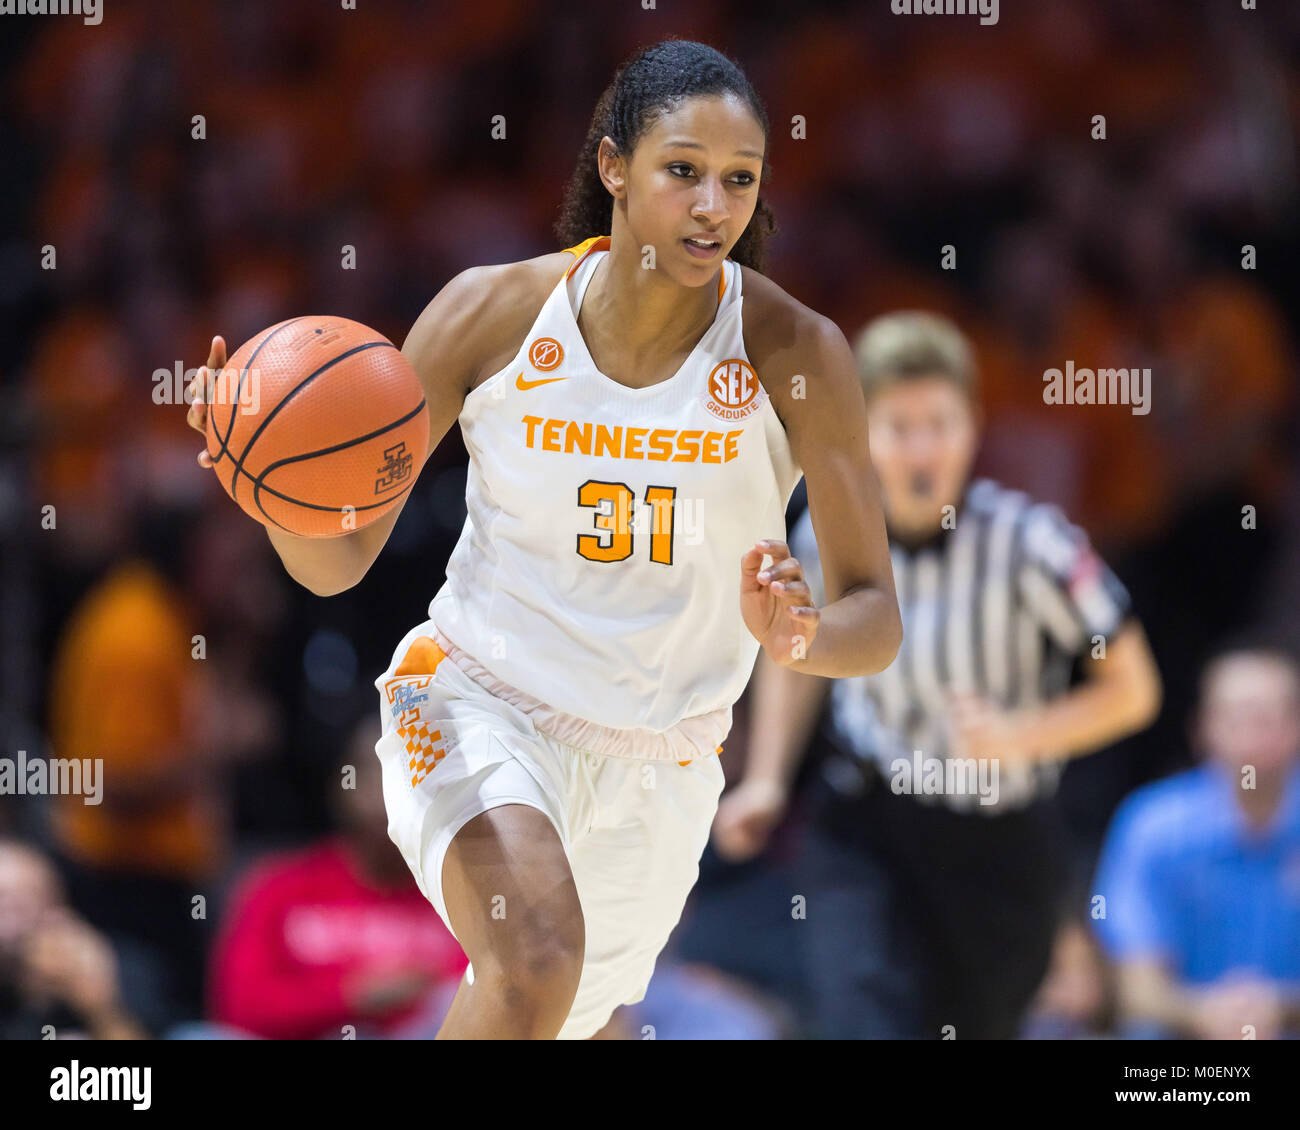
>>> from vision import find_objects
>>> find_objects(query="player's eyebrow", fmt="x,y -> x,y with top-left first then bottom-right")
661,140 -> 764,160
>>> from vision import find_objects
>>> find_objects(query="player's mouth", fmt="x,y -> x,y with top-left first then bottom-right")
683,235 -> 722,259
910,470 -> 935,497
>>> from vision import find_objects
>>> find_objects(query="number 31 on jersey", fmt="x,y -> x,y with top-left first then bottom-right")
577,480 -> 676,565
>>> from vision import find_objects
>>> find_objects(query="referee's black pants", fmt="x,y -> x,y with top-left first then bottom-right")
798,764 -> 1068,1040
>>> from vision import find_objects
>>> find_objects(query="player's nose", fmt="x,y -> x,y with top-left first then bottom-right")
693,177 -> 728,222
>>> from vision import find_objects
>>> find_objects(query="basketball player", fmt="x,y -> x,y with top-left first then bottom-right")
713,311 -> 1163,1038
185,40 -> 902,1039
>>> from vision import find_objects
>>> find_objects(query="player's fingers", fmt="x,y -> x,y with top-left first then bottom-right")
186,376 -> 208,433
187,367 -> 205,407
756,538 -> 790,565
197,450 -> 213,468
740,544 -> 770,590
761,556 -> 805,584
205,335 -> 226,371
769,579 -> 811,603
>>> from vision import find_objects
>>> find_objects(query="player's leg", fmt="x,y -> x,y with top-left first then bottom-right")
553,751 -> 726,1040
374,627 -> 584,1039
435,802 -> 585,1039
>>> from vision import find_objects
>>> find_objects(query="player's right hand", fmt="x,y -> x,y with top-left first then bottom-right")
186,335 -> 226,469
711,776 -> 789,862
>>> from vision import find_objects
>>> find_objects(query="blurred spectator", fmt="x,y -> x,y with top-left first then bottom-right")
627,955 -> 794,1040
44,503 -> 276,1030
0,839 -> 145,1039
1092,649 -> 1300,1039
1020,917 -> 1116,1039
206,718 -> 467,1039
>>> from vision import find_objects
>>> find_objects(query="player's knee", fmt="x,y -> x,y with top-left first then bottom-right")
474,932 -> 583,1033
504,905 -> 584,983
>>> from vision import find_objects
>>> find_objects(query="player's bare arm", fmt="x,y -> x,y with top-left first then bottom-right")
184,259 -> 558,596
742,274 -> 901,678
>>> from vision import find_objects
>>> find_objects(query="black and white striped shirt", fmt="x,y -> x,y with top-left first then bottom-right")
792,478 -> 1132,813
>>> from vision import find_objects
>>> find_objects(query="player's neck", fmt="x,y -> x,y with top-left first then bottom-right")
579,242 -> 719,365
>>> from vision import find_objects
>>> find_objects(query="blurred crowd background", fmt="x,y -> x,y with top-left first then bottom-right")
2,0 -> 1299,1039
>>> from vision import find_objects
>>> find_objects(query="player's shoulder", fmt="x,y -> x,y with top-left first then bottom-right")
454,250 -> 573,308
739,265 -> 845,382
404,251 -> 573,392
437,251 -> 570,342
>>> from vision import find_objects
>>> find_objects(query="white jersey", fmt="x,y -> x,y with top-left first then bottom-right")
429,235 -> 802,741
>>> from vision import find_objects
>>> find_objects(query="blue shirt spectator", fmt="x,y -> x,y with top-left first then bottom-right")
1092,648 -> 1300,1039
1094,763 -> 1300,985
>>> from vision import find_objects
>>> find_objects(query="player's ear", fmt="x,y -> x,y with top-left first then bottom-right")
597,136 -> 628,200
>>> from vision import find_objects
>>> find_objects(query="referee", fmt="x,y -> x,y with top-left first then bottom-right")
714,312 -> 1162,1039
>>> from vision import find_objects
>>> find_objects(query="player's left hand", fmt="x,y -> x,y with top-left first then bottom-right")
740,539 -> 820,666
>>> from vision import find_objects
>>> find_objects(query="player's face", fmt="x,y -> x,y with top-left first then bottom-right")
1200,658 -> 1300,776
623,94 -> 765,285
866,376 -> 978,534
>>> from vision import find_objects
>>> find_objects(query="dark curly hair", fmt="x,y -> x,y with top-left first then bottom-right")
553,38 -> 777,274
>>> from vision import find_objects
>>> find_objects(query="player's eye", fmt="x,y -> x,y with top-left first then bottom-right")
731,172 -> 757,187
668,163 -> 695,178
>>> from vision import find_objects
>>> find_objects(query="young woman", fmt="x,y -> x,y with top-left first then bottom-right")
187,39 -> 900,1039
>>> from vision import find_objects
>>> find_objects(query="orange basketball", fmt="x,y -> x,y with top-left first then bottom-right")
205,316 -> 428,538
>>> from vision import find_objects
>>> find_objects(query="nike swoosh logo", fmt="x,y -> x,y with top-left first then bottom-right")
516,372 -> 567,390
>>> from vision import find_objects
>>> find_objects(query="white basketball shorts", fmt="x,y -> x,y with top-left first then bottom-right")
373,618 -> 727,1040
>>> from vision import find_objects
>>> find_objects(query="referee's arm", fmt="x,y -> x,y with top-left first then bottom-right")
713,511 -> 835,862
711,649 -> 829,861
1008,618 -> 1161,762
960,505 -> 1163,763
744,649 -> 829,794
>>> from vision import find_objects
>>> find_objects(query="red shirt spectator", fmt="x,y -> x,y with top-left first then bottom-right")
210,837 -> 467,1039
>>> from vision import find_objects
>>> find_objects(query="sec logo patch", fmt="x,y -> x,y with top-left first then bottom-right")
704,358 -> 764,421
528,337 -> 565,372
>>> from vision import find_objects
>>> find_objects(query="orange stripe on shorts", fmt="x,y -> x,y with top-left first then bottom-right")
395,636 -> 447,677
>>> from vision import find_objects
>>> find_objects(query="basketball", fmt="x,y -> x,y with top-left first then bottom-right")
204,316 -> 428,538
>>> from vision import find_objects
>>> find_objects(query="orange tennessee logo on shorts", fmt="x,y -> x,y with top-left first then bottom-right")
385,674 -> 446,787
